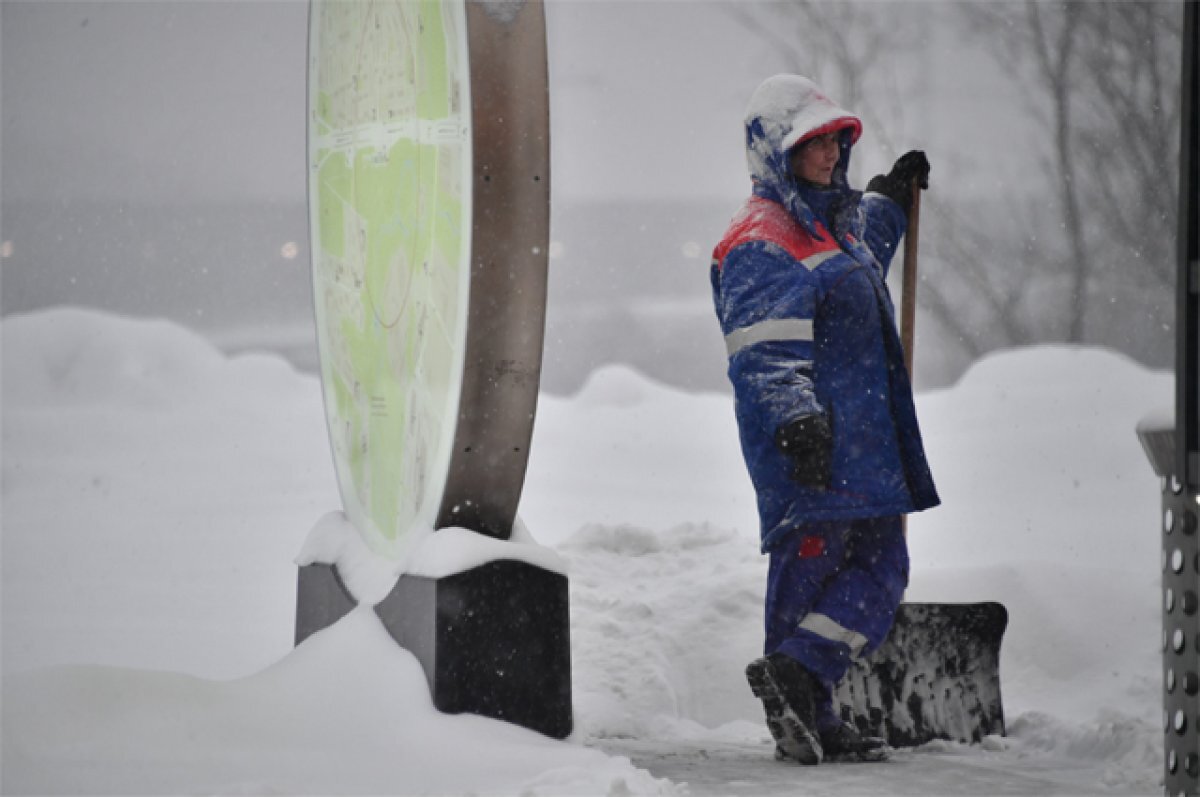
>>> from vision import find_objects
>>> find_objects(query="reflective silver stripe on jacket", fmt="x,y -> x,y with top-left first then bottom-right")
800,250 -> 839,271
724,317 -> 814,357
798,612 -> 870,657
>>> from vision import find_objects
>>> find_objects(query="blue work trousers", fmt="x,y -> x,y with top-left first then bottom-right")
764,515 -> 908,729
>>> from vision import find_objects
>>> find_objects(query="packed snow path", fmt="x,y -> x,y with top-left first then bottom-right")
592,737 -> 1135,795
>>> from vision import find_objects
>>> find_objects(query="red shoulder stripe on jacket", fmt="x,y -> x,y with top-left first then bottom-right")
712,196 -> 837,271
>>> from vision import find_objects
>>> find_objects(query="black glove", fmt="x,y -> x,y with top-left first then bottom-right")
775,414 -> 832,490
866,150 -> 930,211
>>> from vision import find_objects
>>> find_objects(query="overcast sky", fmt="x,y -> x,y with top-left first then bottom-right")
3,1 -> 308,204
1,1 -> 766,205
1,1 -> 1020,208
0,0 -> 1037,393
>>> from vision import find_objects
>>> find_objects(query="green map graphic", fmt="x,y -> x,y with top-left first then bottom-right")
308,0 -> 471,557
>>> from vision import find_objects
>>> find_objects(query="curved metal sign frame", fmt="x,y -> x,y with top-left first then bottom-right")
307,0 -> 548,557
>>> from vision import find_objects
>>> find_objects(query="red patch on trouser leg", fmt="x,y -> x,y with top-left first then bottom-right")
798,534 -> 826,559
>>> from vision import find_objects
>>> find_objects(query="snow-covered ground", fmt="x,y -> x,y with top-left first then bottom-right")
1,307 -> 1171,795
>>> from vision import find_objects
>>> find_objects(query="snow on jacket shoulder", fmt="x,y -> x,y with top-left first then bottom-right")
711,196 -> 836,430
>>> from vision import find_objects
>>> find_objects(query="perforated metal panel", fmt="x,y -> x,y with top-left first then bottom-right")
1162,476 -> 1200,794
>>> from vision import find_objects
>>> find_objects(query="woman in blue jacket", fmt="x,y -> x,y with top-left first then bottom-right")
711,74 -> 940,764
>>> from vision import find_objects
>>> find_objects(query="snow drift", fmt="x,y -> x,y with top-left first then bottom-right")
1,308 -> 1171,794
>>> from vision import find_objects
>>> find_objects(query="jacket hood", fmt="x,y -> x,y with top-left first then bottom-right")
743,75 -> 863,238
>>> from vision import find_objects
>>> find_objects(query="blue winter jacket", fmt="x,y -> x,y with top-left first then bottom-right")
711,75 -> 939,552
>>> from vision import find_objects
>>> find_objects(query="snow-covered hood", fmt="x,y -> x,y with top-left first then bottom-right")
743,75 -> 862,237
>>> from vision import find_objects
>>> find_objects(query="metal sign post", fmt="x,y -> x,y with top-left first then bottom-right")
298,0 -> 569,739
1169,0 -> 1199,790
1142,2 -> 1198,792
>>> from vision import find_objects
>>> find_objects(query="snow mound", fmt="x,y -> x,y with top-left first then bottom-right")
572,362 -> 681,408
1005,712 -> 1161,792
952,344 -> 1159,394
565,522 -> 768,737
562,521 -> 742,557
1,310 -> 1175,794
2,306 -> 304,408
3,608 -> 679,796
909,345 -> 1170,571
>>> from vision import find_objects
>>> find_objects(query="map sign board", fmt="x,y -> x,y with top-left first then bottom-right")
308,0 -> 549,558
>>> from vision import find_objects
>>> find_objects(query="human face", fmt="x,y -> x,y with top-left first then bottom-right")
790,131 -> 841,186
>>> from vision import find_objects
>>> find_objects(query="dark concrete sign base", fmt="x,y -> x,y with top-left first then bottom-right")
374,560 -> 573,740
294,562 -> 358,647
294,558 -> 573,740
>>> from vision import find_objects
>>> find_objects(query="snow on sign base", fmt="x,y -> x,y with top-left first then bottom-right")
307,0 -> 550,557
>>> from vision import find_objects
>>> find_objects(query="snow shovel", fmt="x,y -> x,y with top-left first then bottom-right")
838,179 -> 1010,749
835,602 -> 1008,747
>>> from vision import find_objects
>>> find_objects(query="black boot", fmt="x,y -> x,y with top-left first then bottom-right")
745,653 -> 823,765
774,722 -> 891,763
818,721 -> 891,762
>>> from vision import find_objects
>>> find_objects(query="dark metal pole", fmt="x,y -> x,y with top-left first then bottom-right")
1162,2 -> 1198,793
1179,0 -> 1198,493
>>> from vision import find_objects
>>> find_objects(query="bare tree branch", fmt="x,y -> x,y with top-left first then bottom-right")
723,0 -> 1180,375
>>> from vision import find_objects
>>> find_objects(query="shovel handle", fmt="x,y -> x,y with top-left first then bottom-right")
900,177 -> 922,376
899,178 -> 922,539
